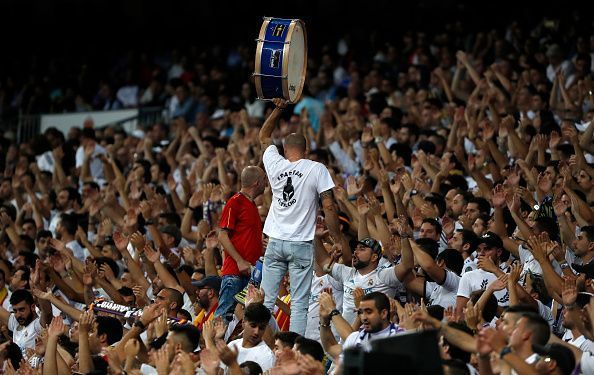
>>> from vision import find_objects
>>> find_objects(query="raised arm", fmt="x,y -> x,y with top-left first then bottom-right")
259,98 -> 287,149
321,188 -> 341,240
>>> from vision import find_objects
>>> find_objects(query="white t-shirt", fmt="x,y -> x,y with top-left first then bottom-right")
581,351 -> 594,373
461,257 -> 477,274
457,268 -> 510,307
75,143 -> 106,181
221,338 -> 275,374
342,323 -> 404,352
425,269 -> 460,309
535,300 -> 554,327
305,273 -> 343,342
262,145 -> 335,241
330,263 -> 401,325
562,330 -> 594,353
66,240 -> 86,262
8,314 -> 43,353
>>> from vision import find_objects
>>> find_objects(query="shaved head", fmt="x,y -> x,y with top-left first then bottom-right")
241,166 -> 265,188
284,133 -> 307,153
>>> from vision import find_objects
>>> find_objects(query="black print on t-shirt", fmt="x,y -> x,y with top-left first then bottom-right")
283,177 -> 295,202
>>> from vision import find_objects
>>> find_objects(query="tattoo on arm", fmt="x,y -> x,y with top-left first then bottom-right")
320,189 -> 334,201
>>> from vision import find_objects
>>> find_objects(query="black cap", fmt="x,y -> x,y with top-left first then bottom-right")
478,231 -> 503,250
191,276 -> 221,293
571,260 -> 594,280
356,237 -> 382,254
532,344 -> 576,375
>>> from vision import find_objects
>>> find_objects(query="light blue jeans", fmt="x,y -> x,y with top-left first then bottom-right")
261,237 -> 314,335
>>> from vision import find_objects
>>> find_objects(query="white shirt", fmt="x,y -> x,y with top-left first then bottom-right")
221,338 -> 275,374
581,351 -> 594,374
426,269 -> 460,309
75,143 -> 106,181
562,330 -> 594,353
305,273 -> 343,342
330,263 -> 401,325
262,145 -> 335,241
342,323 -> 404,352
37,151 -> 55,173
66,240 -> 86,262
536,300 -> 554,327
457,268 -> 510,307
511,353 -> 539,375
8,313 -> 43,354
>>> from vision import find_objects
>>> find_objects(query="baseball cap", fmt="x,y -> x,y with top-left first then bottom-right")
477,231 -> 503,250
532,344 -> 575,375
191,276 -> 221,293
159,225 -> 182,247
571,260 -> 594,280
356,237 -> 382,254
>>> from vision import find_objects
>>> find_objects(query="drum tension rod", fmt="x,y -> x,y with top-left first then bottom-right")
252,73 -> 288,79
255,38 -> 291,44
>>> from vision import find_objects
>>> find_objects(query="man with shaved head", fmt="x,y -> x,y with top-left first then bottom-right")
216,165 -> 267,319
258,98 -> 341,335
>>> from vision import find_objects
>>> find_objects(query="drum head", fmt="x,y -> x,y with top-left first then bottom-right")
285,21 -> 307,103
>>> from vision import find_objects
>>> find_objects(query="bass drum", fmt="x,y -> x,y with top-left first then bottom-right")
254,17 -> 307,103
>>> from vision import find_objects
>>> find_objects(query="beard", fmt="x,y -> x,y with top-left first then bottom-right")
17,314 -> 34,326
353,258 -> 369,270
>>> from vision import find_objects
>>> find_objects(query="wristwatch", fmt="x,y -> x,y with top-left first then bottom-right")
499,346 -> 512,359
329,309 -> 341,320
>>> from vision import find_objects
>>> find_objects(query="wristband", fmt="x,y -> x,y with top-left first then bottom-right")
329,309 -> 341,319
499,346 -> 512,359
134,320 -> 146,331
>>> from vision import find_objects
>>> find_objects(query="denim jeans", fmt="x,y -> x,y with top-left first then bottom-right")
215,275 -> 250,319
261,237 -> 314,335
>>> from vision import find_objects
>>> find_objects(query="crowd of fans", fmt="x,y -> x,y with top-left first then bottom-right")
0,12 -> 593,375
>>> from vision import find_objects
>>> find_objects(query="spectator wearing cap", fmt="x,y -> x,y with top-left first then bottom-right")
456,232 -> 509,317
215,166 -> 267,320
532,344 -> 576,375
192,276 -> 221,330
314,235 -> 405,325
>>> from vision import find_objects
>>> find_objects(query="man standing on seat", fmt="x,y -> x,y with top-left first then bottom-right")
258,98 -> 340,335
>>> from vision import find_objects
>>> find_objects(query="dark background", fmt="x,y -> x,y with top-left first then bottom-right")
1,0 -> 589,56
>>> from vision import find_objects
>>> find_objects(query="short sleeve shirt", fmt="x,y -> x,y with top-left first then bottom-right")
8,314 -> 42,353
218,192 -> 263,276
262,145 -> 334,241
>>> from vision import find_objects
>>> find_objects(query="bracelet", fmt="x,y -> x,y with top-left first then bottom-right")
145,219 -> 154,226
320,321 -> 331,328
134,320 -> 146,331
